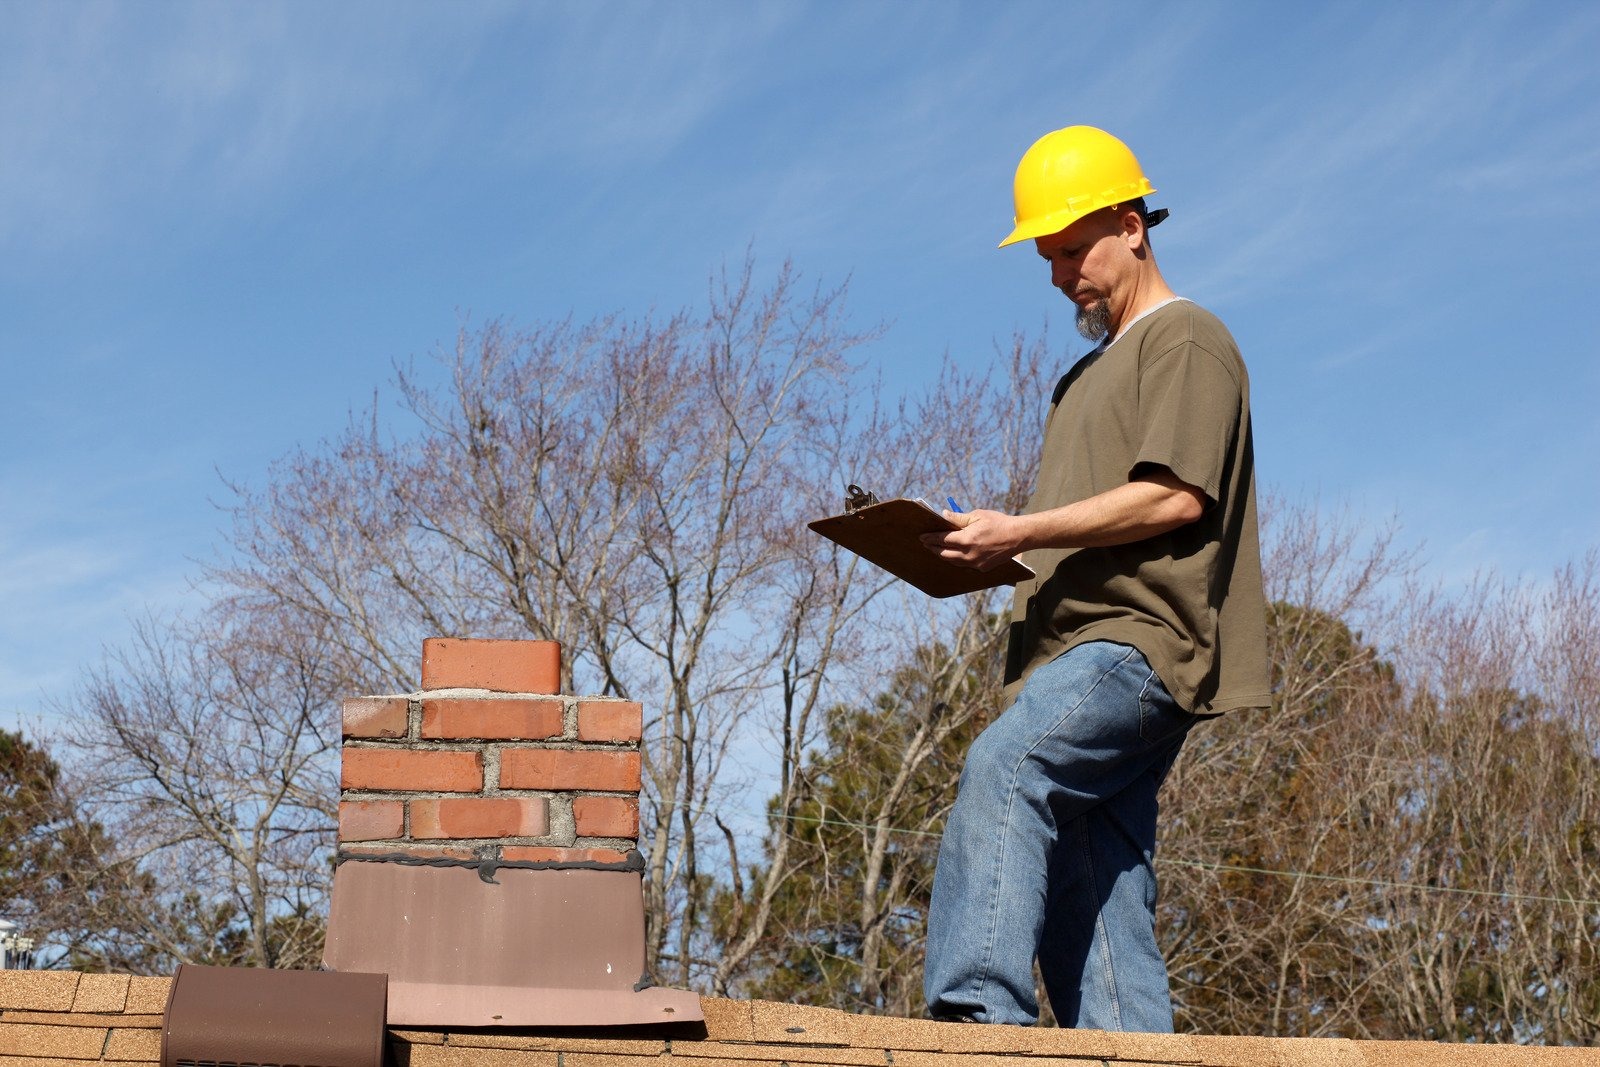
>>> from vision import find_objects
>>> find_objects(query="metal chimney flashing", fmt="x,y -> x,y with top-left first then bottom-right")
324,861 -> 702,1027
160,963 -> 387,1067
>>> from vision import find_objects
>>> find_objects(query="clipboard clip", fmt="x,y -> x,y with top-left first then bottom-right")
844,484 -> 879,514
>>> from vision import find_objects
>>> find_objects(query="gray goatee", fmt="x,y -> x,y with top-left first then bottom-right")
1075,298 -> 1112,342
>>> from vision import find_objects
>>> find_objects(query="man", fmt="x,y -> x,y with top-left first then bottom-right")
921,126 -> 1269,1032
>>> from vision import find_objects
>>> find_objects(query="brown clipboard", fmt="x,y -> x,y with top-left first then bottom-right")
807,494 -> 1034,598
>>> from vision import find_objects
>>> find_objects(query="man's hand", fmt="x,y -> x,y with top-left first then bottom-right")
921,509 -> 1030,571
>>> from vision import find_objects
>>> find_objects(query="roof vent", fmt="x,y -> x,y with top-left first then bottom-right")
160,964 -> 386,1067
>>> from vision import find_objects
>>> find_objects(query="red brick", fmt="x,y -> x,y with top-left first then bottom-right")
501,845 -> 633,865
421,637 -> 560,693
341,748 -> 482,792
573,795 -> 639,838
339,800 -> 404,841
499,749 -> 641,792
409,797 -> 549,839
577,699 -> 643,743
421,697 -> 563,740
341,696 -> 409,738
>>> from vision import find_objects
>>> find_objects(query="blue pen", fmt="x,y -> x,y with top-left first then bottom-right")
946,496 -> 963,513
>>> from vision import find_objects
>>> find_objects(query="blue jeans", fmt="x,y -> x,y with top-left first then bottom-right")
924,641 -> 1199,1030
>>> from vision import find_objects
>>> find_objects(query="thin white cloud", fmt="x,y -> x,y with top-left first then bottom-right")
494,3 -> 801,166
1167,3 -> 1600,308
0,3 -> 508,252
0,533 -> 194,740
701,4 -> 1233,267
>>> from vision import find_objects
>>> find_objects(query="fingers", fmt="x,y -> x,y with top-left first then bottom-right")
920,528 -> 984,569
920,510 -> 1012,571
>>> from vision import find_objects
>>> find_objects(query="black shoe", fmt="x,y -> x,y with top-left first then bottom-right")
929,1012 -> 980,1023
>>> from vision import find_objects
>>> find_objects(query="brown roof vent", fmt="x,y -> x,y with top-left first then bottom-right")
160,963 -> 386,1067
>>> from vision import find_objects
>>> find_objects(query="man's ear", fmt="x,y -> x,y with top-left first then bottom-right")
1120,206 -> 1148,253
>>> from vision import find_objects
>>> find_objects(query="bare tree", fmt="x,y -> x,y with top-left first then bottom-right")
713,334 -> 1058,1010
64,608 -> 338,971
1159,505 -> 1600,1043
1367,559 -> 1600,1042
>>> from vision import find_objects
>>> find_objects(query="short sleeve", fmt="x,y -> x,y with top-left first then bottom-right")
1132,342 -> 1242,505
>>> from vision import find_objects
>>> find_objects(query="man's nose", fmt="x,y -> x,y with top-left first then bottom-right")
1051,259 -> 1075,290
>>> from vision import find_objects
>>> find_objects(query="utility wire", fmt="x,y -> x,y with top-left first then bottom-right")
669,801 -> 1600,910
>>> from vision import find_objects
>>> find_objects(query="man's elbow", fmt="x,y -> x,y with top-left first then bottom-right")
1162,487 -> 1206,527
1135,468 -> 1207,527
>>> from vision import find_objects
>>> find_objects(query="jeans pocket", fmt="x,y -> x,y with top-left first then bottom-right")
1137,671 -> 1196,743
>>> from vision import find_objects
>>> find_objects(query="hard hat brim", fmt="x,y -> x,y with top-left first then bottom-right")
998,180 -> 1158,249
998,204 -> 1093,248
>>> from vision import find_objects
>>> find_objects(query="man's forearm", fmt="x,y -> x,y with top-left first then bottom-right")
1018,472 -> 1204,550
924,469 -> 1205,571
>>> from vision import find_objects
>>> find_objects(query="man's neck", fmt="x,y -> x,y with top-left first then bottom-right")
1108,268 -> 1177,338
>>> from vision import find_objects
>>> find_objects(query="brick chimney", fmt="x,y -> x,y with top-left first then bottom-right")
322,638 -> 701,1028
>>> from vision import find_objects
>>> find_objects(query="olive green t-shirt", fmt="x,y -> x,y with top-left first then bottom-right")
1003,299 -> 1270,715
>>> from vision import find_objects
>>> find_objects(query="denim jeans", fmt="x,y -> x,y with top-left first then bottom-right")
924,641 -> 1199,1030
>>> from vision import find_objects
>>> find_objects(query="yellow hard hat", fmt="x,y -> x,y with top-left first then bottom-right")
999,125 -> 1157,248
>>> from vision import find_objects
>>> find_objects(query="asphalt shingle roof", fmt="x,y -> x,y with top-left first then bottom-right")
2,970 -> 1595,1066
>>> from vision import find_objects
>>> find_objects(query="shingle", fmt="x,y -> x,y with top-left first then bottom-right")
1091,1030 -> 1204,1064
0,1056 -> 107,1067
445,1032 -> 668,1056
1354,1044 -> 1598,1066
1183,1033 -> 1288,1066
0,1010 -> 159,1028
400,1045 -> 561,1067
1352,1043 -> 1480,1066
70,974 -> 131,1014
121,977 -> 171,1016
0,972 -> 79,1012
565,1053 -> 670,1067
666,1057 -> 789,1067
104,1026 -> 162,1062
0,1020 -> 107,1058
748,999 -> 856,1045
917,1023 -> 1078,1055
839,1015 -> 980,1053
1265,1036 -> 1366,1067
675,1041 -> 892,1065
891,1053 -> 1104,1067
700,998 -> 757,1042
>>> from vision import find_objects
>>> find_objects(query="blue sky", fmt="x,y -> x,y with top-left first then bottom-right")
4,1 -> 1598,736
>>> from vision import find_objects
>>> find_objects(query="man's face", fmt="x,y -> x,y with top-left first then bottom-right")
1034,209 -> 1132,341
